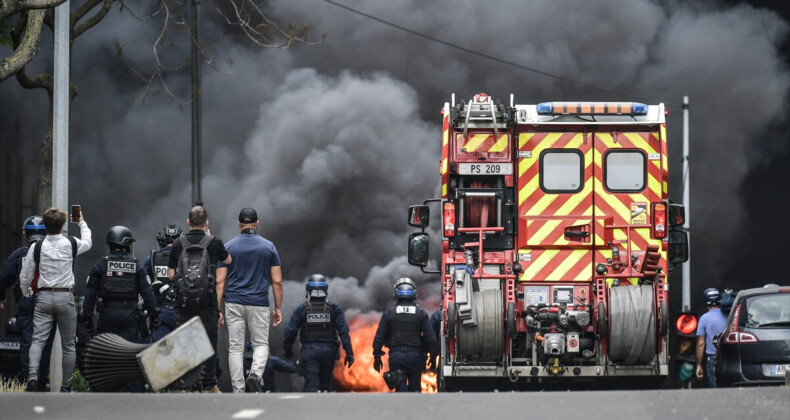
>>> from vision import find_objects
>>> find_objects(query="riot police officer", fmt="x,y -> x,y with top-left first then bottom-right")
142,224 -> 182,341
373,277 -> 437,392
82,226 -> 159,344
0,216 -> 55,388
283,274 -> 354,392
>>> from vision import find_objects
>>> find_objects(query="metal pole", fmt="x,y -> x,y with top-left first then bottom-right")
191,0 -> 202,206
51,0 -> 71,392
682,96 -> 691,312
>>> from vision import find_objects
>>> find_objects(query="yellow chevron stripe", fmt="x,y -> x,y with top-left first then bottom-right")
567,132 -> 584,149
556,182 -> 591,216
528,193 -> 558,217
524,249 -> 558,280
546,249 -> 587,280
463,134 -> 489,152
529,219 -> 562,245
661,125 -> 668,196
594,178 -> 632,216
519,132 -> 534,149
519,174 -> 540,207
624,132 -> 655,153
489,135 -> 508,152
597,133 -> 618,149
441,158 -> 448,175
442,183 -> 447,197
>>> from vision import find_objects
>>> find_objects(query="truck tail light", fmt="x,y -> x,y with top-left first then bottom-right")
443,202 -> 456,237
652,202 -> 667,239
723,304 -> 759,344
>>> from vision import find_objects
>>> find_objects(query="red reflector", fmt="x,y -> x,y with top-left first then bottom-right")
676,313 -> 698,334
443,202 -> 456,237
653,202 -> 667,239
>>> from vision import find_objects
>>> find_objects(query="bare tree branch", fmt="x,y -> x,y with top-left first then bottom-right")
0,0 -> 65,23
0,10 -> 45,82
73,0 -> 115,39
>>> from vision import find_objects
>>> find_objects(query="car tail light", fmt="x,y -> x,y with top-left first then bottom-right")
652,202 -> 667,239
443,202 -> 456,237
723,304 -> 759,344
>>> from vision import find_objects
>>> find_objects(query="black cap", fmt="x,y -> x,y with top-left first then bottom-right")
239,208 -> 258,224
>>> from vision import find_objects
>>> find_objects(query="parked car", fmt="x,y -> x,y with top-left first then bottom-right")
714,285 -> 790,387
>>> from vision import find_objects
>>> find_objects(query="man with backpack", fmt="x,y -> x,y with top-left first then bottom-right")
167,205 -> 231,393
19,207 -> 92,392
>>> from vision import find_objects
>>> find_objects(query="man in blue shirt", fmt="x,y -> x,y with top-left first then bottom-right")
696,288 -> 728,387
217,208 -> 283,393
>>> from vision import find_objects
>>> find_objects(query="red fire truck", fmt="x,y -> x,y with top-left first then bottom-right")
407,93 -> 689,390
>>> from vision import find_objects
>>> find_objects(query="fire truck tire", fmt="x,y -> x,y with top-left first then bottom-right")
447,303 -> 456,339
608,285 -> 655,365
458,289 -> 503,359
507,302 -> 516,338
659,300 -> 668,336
597,301 -> 608,338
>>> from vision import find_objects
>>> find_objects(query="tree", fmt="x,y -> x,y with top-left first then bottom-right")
1,0 -> 319,212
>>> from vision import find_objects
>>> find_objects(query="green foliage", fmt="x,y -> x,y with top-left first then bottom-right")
71,369 -> 90,392
0,19 -> 13,47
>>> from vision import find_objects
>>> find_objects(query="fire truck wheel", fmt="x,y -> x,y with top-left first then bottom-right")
447,303 -> 456,339
507,302 -> 516,338
597,301 -> 608,338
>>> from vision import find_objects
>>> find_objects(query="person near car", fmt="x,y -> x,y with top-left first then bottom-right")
696,287 -> 728,387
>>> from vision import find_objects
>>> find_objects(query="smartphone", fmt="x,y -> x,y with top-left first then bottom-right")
71,205 -> 81,223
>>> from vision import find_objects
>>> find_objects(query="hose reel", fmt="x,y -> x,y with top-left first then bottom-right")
608,285 -> 655,365
458,288 -> 503,359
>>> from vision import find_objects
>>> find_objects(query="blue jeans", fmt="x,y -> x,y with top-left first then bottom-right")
706,354 -> 716,388
28,291 -> 77,389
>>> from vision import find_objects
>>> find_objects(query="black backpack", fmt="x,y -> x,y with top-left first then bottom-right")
175,234 -> 214,308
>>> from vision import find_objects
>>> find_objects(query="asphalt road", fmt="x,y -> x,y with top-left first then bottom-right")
1,387 -> 788,420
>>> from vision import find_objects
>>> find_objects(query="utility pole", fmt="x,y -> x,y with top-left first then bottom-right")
51,0 -> 71,392
682,96 -> 691,312
191,0 -> 202,206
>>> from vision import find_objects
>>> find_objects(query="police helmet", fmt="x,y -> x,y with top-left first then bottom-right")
156,224 -> 183,247
703,288 -> 721,306
306,274 -> 329,299
106,226 -> 135,249
394,277 -> 417,300
23,216 -> 46,244
6,317 -> 19,335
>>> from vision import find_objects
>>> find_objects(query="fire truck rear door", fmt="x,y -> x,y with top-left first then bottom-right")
516,131 -> 595,282
591,131 -> 665,285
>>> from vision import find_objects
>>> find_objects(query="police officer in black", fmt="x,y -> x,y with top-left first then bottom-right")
142,224 -> 182,342
83,226 -> 159,344
373,277 -> 437,392
283,274 -> 354,392
0,216 -> 55,389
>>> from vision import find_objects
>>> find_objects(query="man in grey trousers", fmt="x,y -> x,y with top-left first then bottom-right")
19,207 -> 92,392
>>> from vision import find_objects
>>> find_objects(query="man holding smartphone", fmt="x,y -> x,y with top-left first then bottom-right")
19,207 -> 92,392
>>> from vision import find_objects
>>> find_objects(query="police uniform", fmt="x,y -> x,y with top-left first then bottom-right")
373,299 -> 437,392
0,246 -> 55,385
142,246 -> 176,342
83,250 -> 159,342
284,300 -> 353,392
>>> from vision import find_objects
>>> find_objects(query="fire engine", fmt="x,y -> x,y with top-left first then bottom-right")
407,93 -> 689,390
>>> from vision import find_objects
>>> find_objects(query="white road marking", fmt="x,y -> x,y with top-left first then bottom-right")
33,406 -> 45,414
231,409 -> 264,419
279,395 -> 304,400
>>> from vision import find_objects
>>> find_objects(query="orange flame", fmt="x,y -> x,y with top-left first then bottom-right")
332,315 -> 437,393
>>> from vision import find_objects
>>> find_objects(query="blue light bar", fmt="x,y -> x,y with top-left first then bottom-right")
24,225 -> 46,230
536,102 -> 650,116
307,281 -> 327,287
396,290 -> 415,296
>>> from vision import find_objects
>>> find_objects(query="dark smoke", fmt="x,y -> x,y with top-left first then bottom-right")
1,0 -> 788,390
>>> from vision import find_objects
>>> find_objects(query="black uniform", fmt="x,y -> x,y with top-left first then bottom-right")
142,246 -> 175,342
373,299 -> 437,392
83,250 -> 158,342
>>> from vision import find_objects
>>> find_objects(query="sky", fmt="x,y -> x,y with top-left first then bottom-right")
1,0 -> 788,333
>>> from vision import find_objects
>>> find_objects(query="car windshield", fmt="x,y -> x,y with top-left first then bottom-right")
742,293 -> 790,328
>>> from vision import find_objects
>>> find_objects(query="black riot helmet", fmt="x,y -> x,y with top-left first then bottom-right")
156,224 -> 183,247
394,277 -> 417,300
23,216 -> 46,244
305,274 -> 329,300
106,226 -> 135,251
